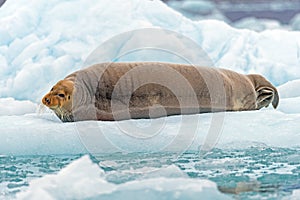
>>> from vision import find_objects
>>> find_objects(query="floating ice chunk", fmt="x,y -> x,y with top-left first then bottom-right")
289,189 -> 300,200
142,165 -> 187,179
17,155 -> 231,200
16,155 -> 114,200
1,108 -> 300,156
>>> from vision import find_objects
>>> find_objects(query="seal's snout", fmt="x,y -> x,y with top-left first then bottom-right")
42,93 -> 54,108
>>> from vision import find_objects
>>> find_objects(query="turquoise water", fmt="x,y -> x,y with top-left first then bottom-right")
1,147 -> 300,199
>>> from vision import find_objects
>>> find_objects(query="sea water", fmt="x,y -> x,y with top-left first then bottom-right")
1,146 -> 300,199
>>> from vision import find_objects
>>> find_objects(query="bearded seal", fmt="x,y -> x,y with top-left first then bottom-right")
42,62 -> 279,122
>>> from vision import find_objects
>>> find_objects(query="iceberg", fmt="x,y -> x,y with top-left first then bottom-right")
0,0 -> 299,156
1,0 -> 300,103
1,102 -> 300,156
0,0 -> 300,199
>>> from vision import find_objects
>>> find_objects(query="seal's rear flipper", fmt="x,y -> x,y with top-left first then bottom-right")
256,86 -> 279,109
272,89 -> 279,109
247,74 -> 279,110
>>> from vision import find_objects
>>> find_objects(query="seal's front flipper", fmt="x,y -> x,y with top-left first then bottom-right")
256,86 -> 279,109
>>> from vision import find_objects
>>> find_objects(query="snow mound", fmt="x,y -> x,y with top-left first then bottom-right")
278,79 -> 300,99
276,79 -> 300,114
16,155 -> 230,200
0,114 -> 86,155
277,97 -> 300,114
233,17 -> 282,32
0,98 -> 37,116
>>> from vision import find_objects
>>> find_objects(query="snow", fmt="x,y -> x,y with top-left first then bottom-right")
1,103 -> 300,156
16,155 -> 230,200
277,97 -> 300,114
291,13 -> 300,31
0,98 -> 37,116
290,189 -> 300,200
0,113 -> 86,155
233,17 -> 283,32
278,79 -> 300,99
0,0 -> 300,198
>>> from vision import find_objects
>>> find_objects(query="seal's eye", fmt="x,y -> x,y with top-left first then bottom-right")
58,94 -> 65,98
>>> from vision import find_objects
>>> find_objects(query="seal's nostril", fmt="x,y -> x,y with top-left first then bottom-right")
45,98 -> 50,104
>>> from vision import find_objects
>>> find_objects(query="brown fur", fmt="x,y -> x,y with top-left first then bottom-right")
42,79 -> 74,121
42,62 -> 279,122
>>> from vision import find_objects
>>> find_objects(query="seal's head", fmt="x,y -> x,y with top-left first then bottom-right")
42,79 -> 74,122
